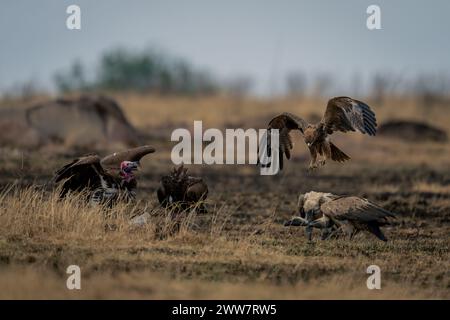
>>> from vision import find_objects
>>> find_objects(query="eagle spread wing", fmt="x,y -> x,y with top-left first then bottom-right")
320,196 -> 395,224
53,154 -> 105,195
267,112 -> 309,170
322,97 -> 377,136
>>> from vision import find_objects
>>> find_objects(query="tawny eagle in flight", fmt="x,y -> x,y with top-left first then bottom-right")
267,97 -> 377,170
52,145 -> 155,206
285,191 -> 395,241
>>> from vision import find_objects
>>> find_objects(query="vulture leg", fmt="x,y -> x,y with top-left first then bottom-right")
308,216 -> 335,240
305,224 -> 313,241
320,228 -> 330,240
326,225 -> 342,239
309,216 -> 332,229
338,222 -> 357,240
320,226 -> 338,240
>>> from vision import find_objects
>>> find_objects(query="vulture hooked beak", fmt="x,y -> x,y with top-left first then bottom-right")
129,161 -> 140,171
119,161 -> 140,183
121,161 -> 140,174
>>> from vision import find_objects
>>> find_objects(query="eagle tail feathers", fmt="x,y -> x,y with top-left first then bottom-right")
329,142 -> 351,162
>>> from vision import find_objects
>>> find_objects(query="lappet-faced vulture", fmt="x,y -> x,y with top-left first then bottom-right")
266,97 -> 377,171
52,145 -> 155,206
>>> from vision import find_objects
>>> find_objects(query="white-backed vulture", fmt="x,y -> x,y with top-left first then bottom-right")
285,191 -> 395,241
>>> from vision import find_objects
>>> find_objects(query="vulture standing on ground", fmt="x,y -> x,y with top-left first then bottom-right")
157,165 -> 208,213
266,97 -> 377,171
52,145 -> 155,206
284,191 -> 395,241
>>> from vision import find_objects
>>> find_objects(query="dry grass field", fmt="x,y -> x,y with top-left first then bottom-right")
0,94 -> 449,299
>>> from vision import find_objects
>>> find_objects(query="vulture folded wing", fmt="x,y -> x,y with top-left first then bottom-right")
53,155 -> 104,194
100,145 -> 155,174
322,97 -> 377,136
320,196 -> 395,224
267,113 -> 308,170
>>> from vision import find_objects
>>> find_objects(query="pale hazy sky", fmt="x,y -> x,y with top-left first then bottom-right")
1,0 -> 449,95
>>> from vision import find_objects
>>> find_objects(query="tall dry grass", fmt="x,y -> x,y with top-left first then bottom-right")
0,184 -> 448,299
1,185 -> 132,242
0,184 -> 231,245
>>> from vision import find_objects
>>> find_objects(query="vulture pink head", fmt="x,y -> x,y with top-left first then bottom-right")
120,161 -> 139,182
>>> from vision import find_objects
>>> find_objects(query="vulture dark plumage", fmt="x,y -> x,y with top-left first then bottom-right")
266,97 -> 377,171
52,145 -> 155,206
157,165 -> 208,213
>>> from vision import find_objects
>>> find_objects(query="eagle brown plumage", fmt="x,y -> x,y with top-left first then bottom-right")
157,165 -> 208,213
52,145 -> 155,206
267,97 -> 377,171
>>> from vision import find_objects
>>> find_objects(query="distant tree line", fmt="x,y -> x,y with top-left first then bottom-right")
46,47 -> 450,102
54,48 -> 218,95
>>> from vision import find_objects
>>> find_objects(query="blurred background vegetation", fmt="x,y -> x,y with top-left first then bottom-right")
53,48 -> 218,96
4,45 -> 444,109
